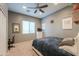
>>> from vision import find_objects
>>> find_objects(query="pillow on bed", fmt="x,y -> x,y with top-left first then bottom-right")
59,38 -> 75,46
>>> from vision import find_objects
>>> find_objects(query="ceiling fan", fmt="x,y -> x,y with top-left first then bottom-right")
28,3 -> 48,13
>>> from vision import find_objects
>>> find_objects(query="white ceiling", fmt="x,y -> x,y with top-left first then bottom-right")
8,3 -> 71,19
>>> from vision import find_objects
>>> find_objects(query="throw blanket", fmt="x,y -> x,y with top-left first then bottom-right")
32,37 -> 74,56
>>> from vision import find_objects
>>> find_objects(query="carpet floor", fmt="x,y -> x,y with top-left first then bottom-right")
7,40 -> 38,56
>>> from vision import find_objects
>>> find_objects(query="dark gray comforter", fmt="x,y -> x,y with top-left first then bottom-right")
32,37 -> 74,56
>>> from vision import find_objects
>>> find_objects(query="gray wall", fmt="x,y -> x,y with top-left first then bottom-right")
42,6 -> 79,38
8,11 -> 41,43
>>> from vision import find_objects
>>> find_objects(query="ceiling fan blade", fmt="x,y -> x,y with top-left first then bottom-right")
39,5 -> 48,8
34,10 -> 37,13
28,7 -> 37,9
39,9 -> 44,13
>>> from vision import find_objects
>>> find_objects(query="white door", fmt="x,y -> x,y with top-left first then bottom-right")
0,10 -> 7,55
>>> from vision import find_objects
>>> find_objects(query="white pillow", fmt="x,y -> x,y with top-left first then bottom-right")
59,38 -> 75,46
62,38 -> 74,42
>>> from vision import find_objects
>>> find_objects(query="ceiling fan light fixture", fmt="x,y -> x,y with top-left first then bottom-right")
22,5 -> 27,9
39,11 -> 42,15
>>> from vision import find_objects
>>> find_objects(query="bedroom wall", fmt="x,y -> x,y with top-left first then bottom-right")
8,11 -> 41,43
42,6 -> 79,38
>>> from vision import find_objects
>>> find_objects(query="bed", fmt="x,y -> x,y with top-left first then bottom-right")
32,37 -> 74,56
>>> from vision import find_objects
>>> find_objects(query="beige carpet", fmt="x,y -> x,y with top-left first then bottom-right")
7,40 -> 38,56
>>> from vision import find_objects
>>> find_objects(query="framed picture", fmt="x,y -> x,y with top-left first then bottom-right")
12,23 -> 20,33
62,17 -> 72,29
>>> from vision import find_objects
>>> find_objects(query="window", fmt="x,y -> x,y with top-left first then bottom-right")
22,21 -> 35,34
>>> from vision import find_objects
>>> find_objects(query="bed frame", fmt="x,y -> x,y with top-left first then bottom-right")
32,47 -> 43,56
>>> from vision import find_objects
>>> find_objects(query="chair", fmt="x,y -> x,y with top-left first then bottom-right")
8,35 -> 15,50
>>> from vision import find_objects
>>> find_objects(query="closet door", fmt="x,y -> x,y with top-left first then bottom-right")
0,10 -> 7,55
